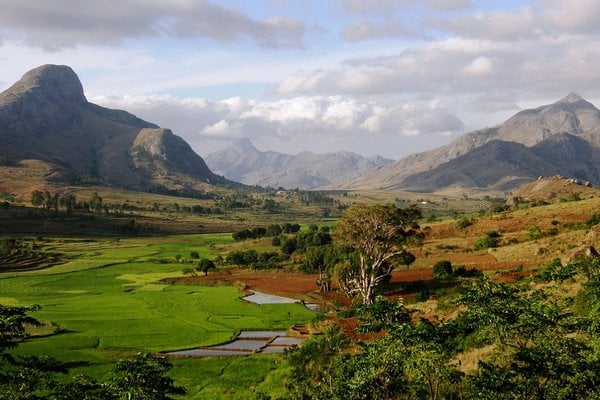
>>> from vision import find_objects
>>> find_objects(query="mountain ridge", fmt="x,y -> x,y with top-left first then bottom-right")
205,138 -> 394,189
328,93 -> 600,193
0,64 -> 228,194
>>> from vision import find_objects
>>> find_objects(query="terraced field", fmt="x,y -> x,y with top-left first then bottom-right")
0,234 -> 316,399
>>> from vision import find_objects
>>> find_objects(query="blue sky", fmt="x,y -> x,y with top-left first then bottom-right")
2,0 -> 600,159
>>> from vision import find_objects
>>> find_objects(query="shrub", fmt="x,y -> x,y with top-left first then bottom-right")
473,231 -> 501,250
433,260 -> 453,279
452,265 -> 482,278
196,258 -> 216,275
526,226 -> 543,240
540,258 -> 577,281
457,216 -> 472,229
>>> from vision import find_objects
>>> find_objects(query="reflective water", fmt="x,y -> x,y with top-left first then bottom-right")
165,330 -> 305,357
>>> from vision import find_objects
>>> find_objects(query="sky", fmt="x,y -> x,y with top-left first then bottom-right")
2,0 -> 600,160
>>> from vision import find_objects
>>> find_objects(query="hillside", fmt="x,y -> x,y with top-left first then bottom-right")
331,93 -> 600,193
205,138 -> 394,189
0,64 -> 228,196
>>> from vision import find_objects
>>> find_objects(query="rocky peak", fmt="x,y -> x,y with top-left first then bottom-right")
233,137 -> 259,153
558,92 -> 585,104
6,64 -> 87,105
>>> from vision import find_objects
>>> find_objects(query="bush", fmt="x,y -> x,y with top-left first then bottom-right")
473,231 -> 501,250
433,260 -> 453,279
196,258 -> 216,275
457,216 -> 472,229
540,258 -> 577,281
526,226 -> 542,240
452,265 -> 483,278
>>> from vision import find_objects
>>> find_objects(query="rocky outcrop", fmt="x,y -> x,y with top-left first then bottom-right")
0,64 -> 226,192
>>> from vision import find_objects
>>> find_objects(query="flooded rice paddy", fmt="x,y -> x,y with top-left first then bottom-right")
166,291 -> 313,357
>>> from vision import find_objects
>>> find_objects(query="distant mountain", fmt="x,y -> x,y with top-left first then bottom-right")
331,93 -> 600,192
205,138 -> 394,189
0,64 -> 227,193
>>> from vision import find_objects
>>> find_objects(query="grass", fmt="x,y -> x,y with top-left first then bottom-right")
0,233 -> 315,399
171,356 -> 291,399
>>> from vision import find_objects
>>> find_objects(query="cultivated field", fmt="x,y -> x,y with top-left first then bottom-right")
0,234 -> 315,399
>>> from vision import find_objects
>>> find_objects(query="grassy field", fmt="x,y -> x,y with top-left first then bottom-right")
0,234 -> 315,399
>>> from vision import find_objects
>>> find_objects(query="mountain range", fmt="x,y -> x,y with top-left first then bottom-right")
205,138 -> 394,189
0,64 -> 227,195
2,64 -> 600,196
329,92 -> 600,193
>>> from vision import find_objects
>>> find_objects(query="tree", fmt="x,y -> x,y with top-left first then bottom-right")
432,260 -> 452,280
0,304 -> 64,399
473,230 -> 501,250
59,193 -> 77,214
0,304 -> 41,352
90,192 -> 103,214
31,190 -> 44,207
109,353 -> 185,400
333,204 -> 421,305
196,259 -> 216,276
301,245 -> 340,292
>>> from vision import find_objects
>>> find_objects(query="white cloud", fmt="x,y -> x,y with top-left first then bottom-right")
91,93 -> 464,157
463,56 -> 493,76
275,32 -> 600,105
203,120 -> 230,136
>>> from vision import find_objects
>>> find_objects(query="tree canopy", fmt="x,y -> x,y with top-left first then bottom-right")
333,203 -> 421,304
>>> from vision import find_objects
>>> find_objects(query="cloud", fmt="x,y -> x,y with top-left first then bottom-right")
424,0 -> 471,11
463,56 -> 493,77
342,20 -> 422,41
91,93 -> 464,157
0,0 -> 305,50
341,0 -> 413,15
437,7 -> 542,41
276,31 -> 600,104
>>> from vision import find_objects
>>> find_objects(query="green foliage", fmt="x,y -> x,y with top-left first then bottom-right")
526,225 -> 543,240
0,304 -> 41,352
451,265 -> 482,278
333,203 -> 421,304
265,224 -> 283,237
473,230 -> 502,250
355,295 -> 409,333
456,215 -> 473,229
333,337 -> 408,400
196,258 -> 216,275
281,223 -> 301,233
232,224 -> 301,242
432,260 -> 453,279
540,258 -> 577,281
262,198 -> 278,212
109,353 -> 185,400
286,326 -> 349,399
281,226 -> 332,256
586,213 -> 600,227
226,249 -> 281,270
300,245 -> 342,292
